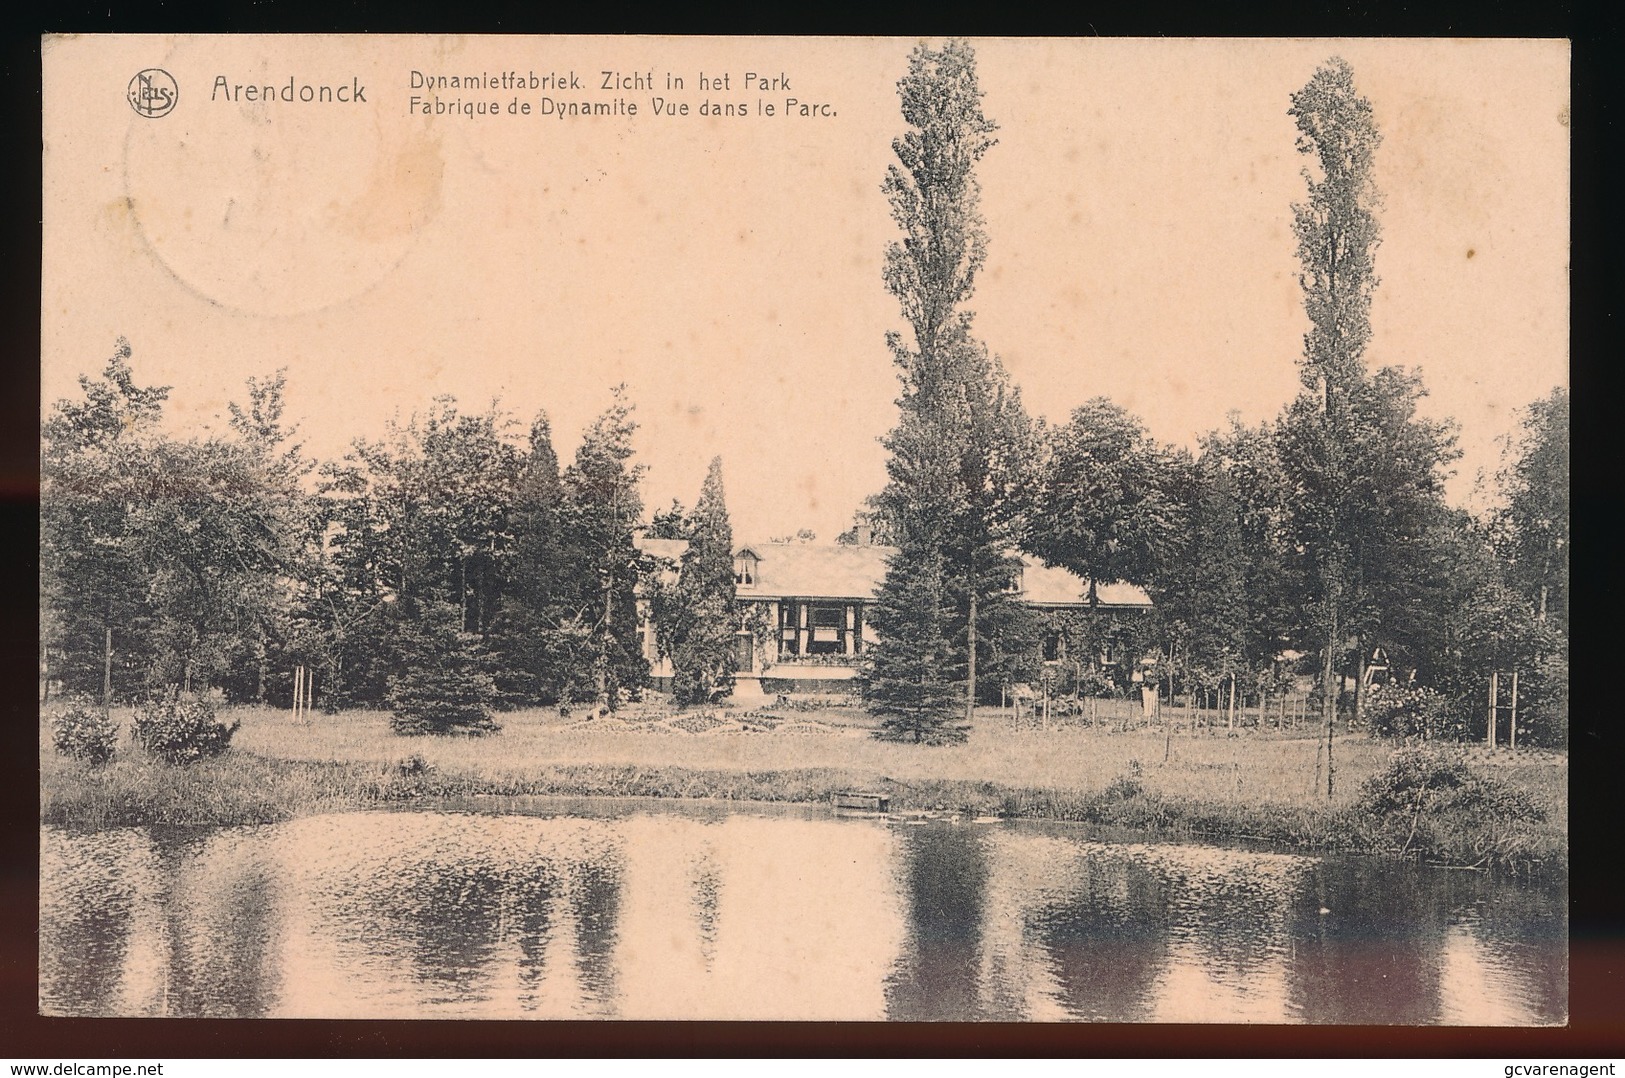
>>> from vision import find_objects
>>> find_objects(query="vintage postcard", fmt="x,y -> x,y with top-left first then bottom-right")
39,35 -> 1568,1022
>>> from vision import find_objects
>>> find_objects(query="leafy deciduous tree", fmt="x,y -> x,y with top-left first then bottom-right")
559,386 -> 651,712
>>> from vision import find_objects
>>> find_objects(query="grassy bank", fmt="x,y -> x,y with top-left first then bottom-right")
41,703 -> 1567,875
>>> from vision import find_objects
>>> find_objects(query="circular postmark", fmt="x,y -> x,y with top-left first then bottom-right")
127,69 -> 178,118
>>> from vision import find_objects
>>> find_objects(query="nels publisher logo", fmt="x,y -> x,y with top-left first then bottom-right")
127,68 -> 178,118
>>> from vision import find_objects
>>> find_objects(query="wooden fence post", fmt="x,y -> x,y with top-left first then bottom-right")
1487,672 -> 1498,750
1509,671 -> 1519,750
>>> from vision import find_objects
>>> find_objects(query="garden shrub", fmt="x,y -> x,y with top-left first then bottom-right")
51,700 -> 118,765
1354,747 -> 1546,868
1104,759 -> 1145,800
395,753 -> 435,777
132,692 -> 240,764
1365,682 -> 1449,739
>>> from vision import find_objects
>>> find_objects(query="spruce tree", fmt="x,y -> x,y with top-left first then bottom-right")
489,412 -> 575,705
386,598 -> 499,735
559,387 -> 650,712
865,540 -> 965,743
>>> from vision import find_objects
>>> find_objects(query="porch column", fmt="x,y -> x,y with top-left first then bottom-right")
797,601 -> 809,656
768,601 -> 781,663
843,604 -> 856,655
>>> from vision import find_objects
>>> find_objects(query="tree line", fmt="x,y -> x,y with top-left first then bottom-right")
858,42 -> 1567,751
39,356 -> 748,730
41,43 -> 1566,752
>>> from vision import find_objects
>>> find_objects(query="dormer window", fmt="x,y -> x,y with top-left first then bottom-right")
1005,563 -> 1024,594
734,550 -> 759,586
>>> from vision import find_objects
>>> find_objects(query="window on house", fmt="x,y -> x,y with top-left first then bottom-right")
808,604 -> 845,654
734,553 -> 758,585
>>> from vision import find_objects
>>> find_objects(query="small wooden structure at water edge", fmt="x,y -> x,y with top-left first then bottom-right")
832,791 -> 891,813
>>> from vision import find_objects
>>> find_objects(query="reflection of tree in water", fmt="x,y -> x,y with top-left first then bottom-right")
1030,853 -> 1169,1022
688,847 -> 722,968
40,831 -> 143,1016
1436,867 -> 1567,1025
384,854 -> 547,1005
142,827 -> 282,1018
1284,857 -> 1447,1024
314,833 -> 626,1015
1170,862 -> 1297,989
1475,876 -> 1567,1023
509,861 -> 561,1009
885,824 -> 989,1021
566,854 -> 624,1009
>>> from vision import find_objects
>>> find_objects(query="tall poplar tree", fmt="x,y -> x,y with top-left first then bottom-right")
1278,58 -> 1458,790
865,38 -> 1036,734
1285,58 -> 1382,792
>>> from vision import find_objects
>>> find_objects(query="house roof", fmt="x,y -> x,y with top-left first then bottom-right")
736,542 -> 893,601
1016,559 -> 1152,609
633,536 -> 689,563
733,541 -> 1152,610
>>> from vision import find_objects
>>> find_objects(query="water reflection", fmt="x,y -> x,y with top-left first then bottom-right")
885,823 -> 990,1021
39,830 -> 147,1016
39,805 -> 1566,1023
149,827 -> 282,1017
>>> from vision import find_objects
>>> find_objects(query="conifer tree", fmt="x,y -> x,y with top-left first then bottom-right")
559,387 -> 650,712
865,540 -> 965,743
489,411 -> 575,705
660,456 -> 738,706
386,597 -> 498,735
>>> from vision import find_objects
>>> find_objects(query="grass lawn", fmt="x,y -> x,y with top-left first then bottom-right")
230,700 -> 1568,815
41,699 -> 1567,873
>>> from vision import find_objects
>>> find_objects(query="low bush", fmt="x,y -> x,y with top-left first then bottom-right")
1104,759 -> 1145,800
1353,747 -> 1548,870
1364,682 -> 1450,739
132,692 -> 240,765
52,700 -> 118,765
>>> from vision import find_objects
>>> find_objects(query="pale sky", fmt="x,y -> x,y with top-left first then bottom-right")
42,36 -> 1569,541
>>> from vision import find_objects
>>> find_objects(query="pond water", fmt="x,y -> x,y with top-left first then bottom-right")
39,799 -> 1566,1022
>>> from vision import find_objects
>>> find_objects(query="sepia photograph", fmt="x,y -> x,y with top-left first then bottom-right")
38,35 -> 1569,1024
